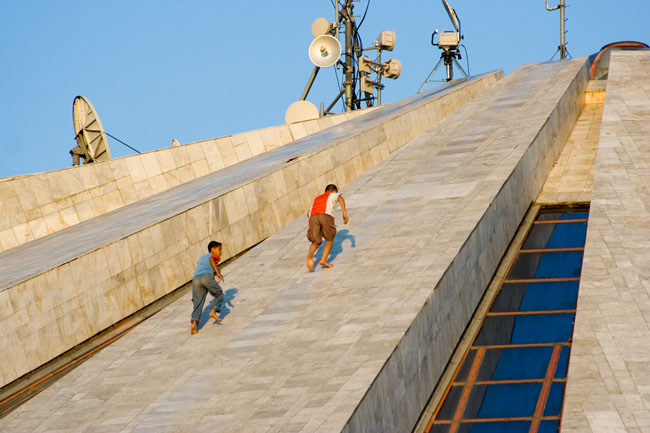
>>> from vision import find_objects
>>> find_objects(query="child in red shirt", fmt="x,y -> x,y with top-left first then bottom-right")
306,184 -> 349,270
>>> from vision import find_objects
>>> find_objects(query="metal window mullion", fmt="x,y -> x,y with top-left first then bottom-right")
529,344 -> 563,432
448,347 -> 486,433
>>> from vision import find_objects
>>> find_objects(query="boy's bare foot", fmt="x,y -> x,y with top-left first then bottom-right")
319,261 -> 334,268
209,310 -> 223,323
307,253 -> 314,270
191,321 -> 198,335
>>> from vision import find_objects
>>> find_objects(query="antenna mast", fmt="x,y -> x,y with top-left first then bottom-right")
546,0 -> 566,59
343,0 -> 355,112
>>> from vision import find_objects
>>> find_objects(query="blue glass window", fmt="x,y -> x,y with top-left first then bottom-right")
426,208 -> 587,433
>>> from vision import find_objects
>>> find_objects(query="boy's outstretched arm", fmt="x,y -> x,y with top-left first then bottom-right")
338,196 -> 349,224
210,256 -> 224,282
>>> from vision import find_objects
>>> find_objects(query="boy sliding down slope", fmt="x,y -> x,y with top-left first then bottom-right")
306,184 -> 348,270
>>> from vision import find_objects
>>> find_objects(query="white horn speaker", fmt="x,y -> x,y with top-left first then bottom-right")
308,35 -> 341,68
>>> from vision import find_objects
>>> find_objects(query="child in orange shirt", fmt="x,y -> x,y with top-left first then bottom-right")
306,184 -> 348,270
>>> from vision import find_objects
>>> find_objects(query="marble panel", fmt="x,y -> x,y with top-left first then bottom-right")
186,142 -> 207,164
200,140 -> 225,172
133,179 -> 154,200
233,143 -> 253,161
289,123 -> 308,140
0,228 -> 19,251
154,149 -> 177,174
124,156 -> 148,184
139,152 -> 163,179
14,178 -> 40,213
216,137 -> 238,166
303,119 -> 322,136
171,145 -> 191,169
0,183 -> 24,230
191,160 -> 211,178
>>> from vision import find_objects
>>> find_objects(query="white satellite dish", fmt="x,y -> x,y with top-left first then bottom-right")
285,100 -> 320,124
442,0 -> 461,33
309,35 -> 342,68
71,96 -> 111,165
311,17 -> 332,38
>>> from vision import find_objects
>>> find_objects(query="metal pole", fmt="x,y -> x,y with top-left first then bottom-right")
560,0 -> 566,59
335,0 -> 340,43
376,47 -> 382,106
300,66 -> 320,100
546,0 -> 565,60
343,1 -> 355,112
444,52 -> 453,81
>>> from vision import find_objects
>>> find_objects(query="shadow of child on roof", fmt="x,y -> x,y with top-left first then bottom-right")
311,229 -> 356,271
197,288 -> 238,330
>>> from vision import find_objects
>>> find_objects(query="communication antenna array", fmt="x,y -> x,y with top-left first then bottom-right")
285,0 -> 402,123
418,0 -> 468,92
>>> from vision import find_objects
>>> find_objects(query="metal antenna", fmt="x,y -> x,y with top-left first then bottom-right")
418,0 -> 468,92
546,0 -> 567,60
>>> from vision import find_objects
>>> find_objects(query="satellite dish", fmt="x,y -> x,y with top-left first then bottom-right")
442,0 -> 461,33
311,17 -> 332,37
71,96 -> 111,165
309,35 -> 342,68
285,100 -> 320,124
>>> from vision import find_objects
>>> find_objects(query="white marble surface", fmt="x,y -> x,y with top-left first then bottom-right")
0,73 -> 502,388
562,50 -> 650,433
537,102 -> 603,204
0,58 -> 589,433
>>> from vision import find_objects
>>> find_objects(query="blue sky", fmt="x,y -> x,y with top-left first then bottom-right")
1,1 -> 648,178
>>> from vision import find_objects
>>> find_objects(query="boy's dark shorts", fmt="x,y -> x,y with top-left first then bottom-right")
307,213 -> 336,245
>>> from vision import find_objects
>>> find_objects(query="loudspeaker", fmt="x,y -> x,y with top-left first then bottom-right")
308,35 -> 342,68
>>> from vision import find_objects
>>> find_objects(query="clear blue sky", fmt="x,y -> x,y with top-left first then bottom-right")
1,1 -> 648,178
